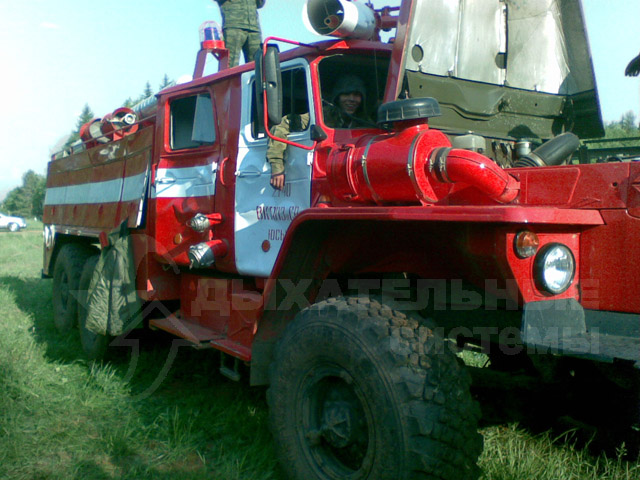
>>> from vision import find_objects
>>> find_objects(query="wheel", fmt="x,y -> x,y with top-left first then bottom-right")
7,222 -> 19,232
77,254 -> 110,360
268,296 -> 483,480
52,244 -> 94,333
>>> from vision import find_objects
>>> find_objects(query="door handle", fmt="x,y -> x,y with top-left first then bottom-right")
236,170 -> 261,178
156,177 -> 176,184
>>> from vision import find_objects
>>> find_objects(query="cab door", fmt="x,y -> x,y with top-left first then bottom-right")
234,59 -> 316,277
152,90 -> 219,265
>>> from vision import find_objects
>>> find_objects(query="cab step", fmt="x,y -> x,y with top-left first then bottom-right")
149,313 -> 252,361
149,313 -> 221,346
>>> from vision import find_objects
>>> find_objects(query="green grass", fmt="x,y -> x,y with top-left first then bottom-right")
0,229 -> 279,479
25,219 -> 44,232
480,426 -> 639,480
0,229 -> 638,479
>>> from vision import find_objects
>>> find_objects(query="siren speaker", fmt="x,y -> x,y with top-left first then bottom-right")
303,0 -> 376,40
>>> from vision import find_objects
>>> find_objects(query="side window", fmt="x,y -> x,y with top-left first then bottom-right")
251,67 -> 309,138
170,93 -> 216,150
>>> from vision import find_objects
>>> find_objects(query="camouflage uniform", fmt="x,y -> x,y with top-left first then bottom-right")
266,107 -> 372,175
215,0 -> 265,67
266,75 -> 372,175
266,113 -> 311,175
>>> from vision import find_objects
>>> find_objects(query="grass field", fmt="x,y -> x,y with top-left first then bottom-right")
0,224 -> 639,479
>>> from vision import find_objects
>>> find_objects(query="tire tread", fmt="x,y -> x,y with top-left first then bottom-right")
267,295 -> 482,480
52,243 -> 96,333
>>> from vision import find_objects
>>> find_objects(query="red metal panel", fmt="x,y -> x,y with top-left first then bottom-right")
131,232 -> 180,301
45,126 -> 154,231
627,162 -> 640,218
580,210 -> 640,313
127,126 -> 154,161
180,275 -> 260,355
261,207 -> 600,318
48,150 -> 92,175
150,196 -> 213,265
514,163 -> 630,209
277,206 -> 603,231
47,153 -> 93,187
504,231 -> 580,303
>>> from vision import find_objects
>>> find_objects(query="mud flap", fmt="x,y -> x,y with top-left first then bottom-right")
522,299 -> 640,368
86,221 -> 143,336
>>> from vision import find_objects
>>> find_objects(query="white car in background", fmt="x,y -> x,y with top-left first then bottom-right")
0,213 -> 27,232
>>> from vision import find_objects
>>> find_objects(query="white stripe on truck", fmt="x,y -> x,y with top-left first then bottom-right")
44,166 -> 215,205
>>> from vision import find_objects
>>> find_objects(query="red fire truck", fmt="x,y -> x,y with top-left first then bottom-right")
43,0 -> 639,478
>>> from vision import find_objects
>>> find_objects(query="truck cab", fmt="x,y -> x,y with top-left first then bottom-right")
149,44 -> 393,276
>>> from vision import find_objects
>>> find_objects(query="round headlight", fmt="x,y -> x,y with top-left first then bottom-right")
534,243 -> 575,294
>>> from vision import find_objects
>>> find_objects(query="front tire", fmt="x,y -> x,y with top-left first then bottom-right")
268,296 -> 482,480
77,254 -> 110,360
52,244 -> 94,333
8,222 -> 18,232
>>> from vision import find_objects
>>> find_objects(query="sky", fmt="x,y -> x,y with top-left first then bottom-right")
0,0 -> 638,200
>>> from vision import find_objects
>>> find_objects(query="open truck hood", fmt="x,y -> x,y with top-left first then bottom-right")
388,0 -> 604,140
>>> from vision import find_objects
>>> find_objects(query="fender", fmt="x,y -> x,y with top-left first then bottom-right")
249,205 -> 604,385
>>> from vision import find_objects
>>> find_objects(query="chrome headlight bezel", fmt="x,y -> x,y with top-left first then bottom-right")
534,243 -> 575,295
43,225 -> 56,249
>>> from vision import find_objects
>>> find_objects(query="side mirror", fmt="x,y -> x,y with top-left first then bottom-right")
254,44 -> 283,127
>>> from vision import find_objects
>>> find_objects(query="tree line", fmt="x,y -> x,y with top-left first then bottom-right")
588,110 -> 640,148
1,171 -> 46,219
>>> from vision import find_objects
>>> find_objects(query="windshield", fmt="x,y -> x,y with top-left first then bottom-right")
318,53 -> 389,129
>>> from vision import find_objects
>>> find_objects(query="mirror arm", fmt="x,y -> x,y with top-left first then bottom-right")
260,37 -> 318,151
262,36 -> 320,52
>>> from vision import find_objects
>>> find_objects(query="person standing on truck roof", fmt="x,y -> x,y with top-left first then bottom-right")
267,74 -> 371,190
214,0 -> 265,67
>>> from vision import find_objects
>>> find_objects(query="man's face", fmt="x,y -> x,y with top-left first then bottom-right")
338,92 -> 362,115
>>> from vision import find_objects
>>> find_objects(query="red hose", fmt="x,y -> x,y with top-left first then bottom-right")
429,147 -> 519,203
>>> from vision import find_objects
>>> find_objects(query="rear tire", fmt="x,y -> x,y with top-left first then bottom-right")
52,244 -> 94,333
77,254 -> 110,360
268,296 -> 482,480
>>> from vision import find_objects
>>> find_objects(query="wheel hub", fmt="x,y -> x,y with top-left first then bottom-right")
301,369 -> 374,475
321,400 -> 357,449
